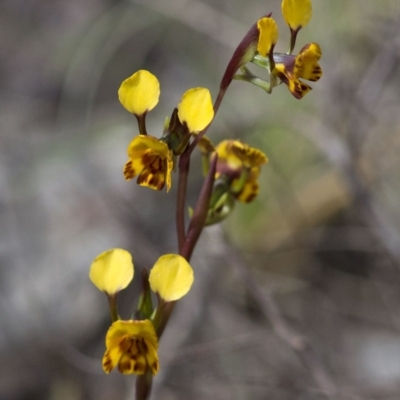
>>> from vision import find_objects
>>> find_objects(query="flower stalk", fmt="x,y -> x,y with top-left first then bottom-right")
107,294 -> 119,323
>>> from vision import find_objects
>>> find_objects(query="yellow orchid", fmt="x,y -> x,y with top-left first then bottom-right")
91,251 -> 195,375
273,42 -> 322,99
102,319 -> 159,375
118,70 -> 160,116
118,70 -> 215,188
230,0 -> 321,98
196,138 -> 268,225
124,135 -> 173,192
215,140 -> 268,203
89,249 -> 134,295
149,254 -> 194,302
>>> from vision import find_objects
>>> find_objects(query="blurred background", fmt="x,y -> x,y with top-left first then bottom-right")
2,0 -> 400,399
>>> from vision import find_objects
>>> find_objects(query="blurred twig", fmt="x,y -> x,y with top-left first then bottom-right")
208,226 -> 340,399
130,0 -> 247,49
298,26 -> 400,267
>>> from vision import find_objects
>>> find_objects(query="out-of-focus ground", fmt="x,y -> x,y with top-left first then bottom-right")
2,0 -> 400,399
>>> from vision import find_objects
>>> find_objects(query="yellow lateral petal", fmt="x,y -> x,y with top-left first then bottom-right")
295,43 -> 322,81
118,70 -> 160,116
177,88 -> 214,133
236,168 -> 261,203
89,249 -> 134,294
257,17 -> 279,57
282,0 -> 312,31
149,254 -> 194,301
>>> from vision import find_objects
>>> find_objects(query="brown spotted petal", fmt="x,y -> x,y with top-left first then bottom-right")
231,144 -> 268,168
273,54 -> 311,99
124,160 -> 137,180
294,43 -> 322,82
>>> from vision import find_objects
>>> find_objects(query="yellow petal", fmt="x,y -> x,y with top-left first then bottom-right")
118,70 -> 160,116
149,254 -> 194,301
282,0 -> 312,31
257,17 -> 279,57
89,249 -> 134,295
178,88 -> 214,133
102,349 -> 119,374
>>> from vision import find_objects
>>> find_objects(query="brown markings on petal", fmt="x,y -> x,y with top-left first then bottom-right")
135,152 -> 169,191
119,336 -> 132,352
148,156 -> 163,174
309,66 -> 322,81
133,362 -> 146,374
139,338 -> 148,353
150,360 -> 160,374
156,180 -> 165,191
118,360 -> 133,373
130,339 -> 139,356
291,80 -> 312,99
148,175 -> 164,190
152,157 -> 161,170
244,193 -> 257,203
138,171 -> 163,190
102,354 -> 113,373
142,152 -> 156,166
124,161 -> 136,180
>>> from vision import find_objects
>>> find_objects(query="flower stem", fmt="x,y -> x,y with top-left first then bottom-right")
137,113 -> 148,135
176,152 -> 190,252
289,28 -> 299,55
135,369 -> 153,400
156,155 -> 217,341
180,154 -> 217,260
213,86 -> 227,117
107,294 -> 119,322
154,300 -> 175,338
